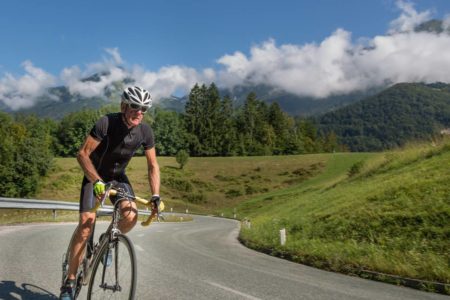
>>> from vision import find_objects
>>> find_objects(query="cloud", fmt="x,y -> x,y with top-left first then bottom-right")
60,47 -> 128,98
0,61 -> 56,110
218,31 -> 360,98
388,0 -> 432,34
1,0 -> 450,110
216,0 -> 450,98
61,65 -> 127,98
130,65 -> 216,99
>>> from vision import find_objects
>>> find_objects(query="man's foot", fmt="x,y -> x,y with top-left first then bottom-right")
59,279 -> 76,300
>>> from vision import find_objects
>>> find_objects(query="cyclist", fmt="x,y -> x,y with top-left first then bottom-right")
60,86 -> 161,300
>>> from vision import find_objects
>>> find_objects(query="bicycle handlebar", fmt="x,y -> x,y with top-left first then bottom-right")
90,188 -> 165,227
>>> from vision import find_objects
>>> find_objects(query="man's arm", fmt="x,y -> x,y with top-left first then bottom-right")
77,135 -> 102,183
144,147 -> 160,196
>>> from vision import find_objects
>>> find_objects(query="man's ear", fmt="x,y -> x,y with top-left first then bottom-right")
120,102 -> 127,113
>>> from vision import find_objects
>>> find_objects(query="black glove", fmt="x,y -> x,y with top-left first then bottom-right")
151,195 -> 161,208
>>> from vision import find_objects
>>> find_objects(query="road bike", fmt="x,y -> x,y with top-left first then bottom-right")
61,182 -> 164,299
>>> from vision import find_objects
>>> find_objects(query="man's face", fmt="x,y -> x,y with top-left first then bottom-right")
122,103 -> 145,127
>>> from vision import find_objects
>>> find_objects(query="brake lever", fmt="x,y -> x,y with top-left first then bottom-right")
100,184 -> 114,207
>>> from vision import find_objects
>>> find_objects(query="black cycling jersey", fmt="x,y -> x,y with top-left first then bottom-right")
78,113 -> 154,212
89,112 -> 155,181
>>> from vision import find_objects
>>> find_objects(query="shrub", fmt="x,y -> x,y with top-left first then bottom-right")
186,192 -> 206,204
176,149 -> 189,169
225,189 -> 243,198
348,161 -> 365,177
163,177 -> 193,192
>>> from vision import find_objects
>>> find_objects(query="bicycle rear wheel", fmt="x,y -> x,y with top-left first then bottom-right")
87,234 -> 137,300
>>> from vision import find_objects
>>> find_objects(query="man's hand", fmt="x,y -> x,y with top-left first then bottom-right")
93,180 -> 106,198
150,195 -> 161,211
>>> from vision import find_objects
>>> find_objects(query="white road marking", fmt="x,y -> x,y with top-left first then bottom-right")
137,233 -> 145,237
134,244 -> 144,252
204,280 -> 262,300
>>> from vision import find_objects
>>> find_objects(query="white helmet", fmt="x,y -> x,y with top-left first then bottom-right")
121,86 -> 152,108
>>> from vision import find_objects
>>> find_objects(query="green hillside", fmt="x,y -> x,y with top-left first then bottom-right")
317,82 -> 450,151
238,139 -> 450,287
26,138 -> 450,289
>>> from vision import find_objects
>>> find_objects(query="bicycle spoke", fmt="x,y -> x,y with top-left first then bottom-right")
87,235 -> 136,300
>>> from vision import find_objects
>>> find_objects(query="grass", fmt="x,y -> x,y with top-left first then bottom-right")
34,153 -> 353,215
238,139 -> 450,287
3,139 -> 449,289
0,208 -> 192,225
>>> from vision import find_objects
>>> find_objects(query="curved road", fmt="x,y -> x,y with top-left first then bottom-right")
0,216 -> 446,300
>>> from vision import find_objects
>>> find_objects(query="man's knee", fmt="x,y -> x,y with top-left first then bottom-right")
120,201 -> 138,227
77,213 -> 96,240
122,207 -> 138,223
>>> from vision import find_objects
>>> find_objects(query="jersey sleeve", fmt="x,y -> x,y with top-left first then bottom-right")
89,115 -> 109,141
142,124 -> 155,150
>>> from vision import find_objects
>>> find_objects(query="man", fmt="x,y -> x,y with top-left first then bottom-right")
60,86 -> 161,300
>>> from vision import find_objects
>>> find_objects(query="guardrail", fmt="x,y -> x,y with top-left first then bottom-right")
0,197 -> 153,218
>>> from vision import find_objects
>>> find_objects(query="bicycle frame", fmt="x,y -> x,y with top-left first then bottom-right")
61,183 -> 164,299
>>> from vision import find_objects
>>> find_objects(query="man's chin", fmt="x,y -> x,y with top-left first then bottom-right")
129,118 -> 142,127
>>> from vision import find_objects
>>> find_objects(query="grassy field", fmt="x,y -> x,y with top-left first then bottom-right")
238,140 -> 450,288
35,152 -> 372,215
3,139 -> 449,289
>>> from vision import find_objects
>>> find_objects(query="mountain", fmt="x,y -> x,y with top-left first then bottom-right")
155,95 -> 187,113
218,84 -> 383,116
414,19 -> 449,34
316,82 -> 450,151
1,81 -> 381,119
17,86 -> 116,119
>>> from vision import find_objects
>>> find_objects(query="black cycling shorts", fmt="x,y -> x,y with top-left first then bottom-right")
79,176 -> 135,213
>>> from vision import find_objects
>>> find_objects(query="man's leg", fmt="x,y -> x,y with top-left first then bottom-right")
67,212 -> 96,280
60,212 -> 96,299
118,200 -> 138,233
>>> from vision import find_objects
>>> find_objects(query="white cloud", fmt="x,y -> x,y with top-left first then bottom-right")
130,64 -> 216,99
104,48 -> 123,65
60,47 -> 129,98
216,1 -> 450,98
217,31 -> 359,98
443,14 -> 450,31
61,65 -> 128,98
388,0 -> 432,34
1,0 -> 450,110
0,61 -> 56,110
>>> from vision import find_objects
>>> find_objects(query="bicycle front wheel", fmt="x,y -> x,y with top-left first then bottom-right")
87,234 -> 137,300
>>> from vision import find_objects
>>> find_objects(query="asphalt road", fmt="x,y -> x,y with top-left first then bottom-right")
0,216 -> 447,300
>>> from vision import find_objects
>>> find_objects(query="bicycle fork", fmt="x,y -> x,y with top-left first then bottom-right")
99,240 -> 122,292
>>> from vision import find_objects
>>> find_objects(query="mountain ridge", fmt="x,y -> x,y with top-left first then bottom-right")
316,82 -> 450,151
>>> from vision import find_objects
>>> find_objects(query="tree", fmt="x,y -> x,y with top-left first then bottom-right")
297,119 -> 320,153
322,131 -> 338,152
217,95 -> 237,155
236,92 -> 262,155
152,108 -> 188,156
184,83 -> 223,156
176,149 -> 189,169
0,112 -> 54,197
184,84 -> 204,155
56,110 -> 100,156
203,83 -> 222,155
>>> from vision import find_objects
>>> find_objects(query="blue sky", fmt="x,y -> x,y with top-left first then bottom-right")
1,0 -> 450,109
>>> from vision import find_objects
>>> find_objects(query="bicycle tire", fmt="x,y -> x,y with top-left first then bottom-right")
87,234 -> 137,300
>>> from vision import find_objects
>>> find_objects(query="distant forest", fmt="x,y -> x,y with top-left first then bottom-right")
2,82 -> 449,197
0,83 -> 336,197
316,82 -> 450,151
